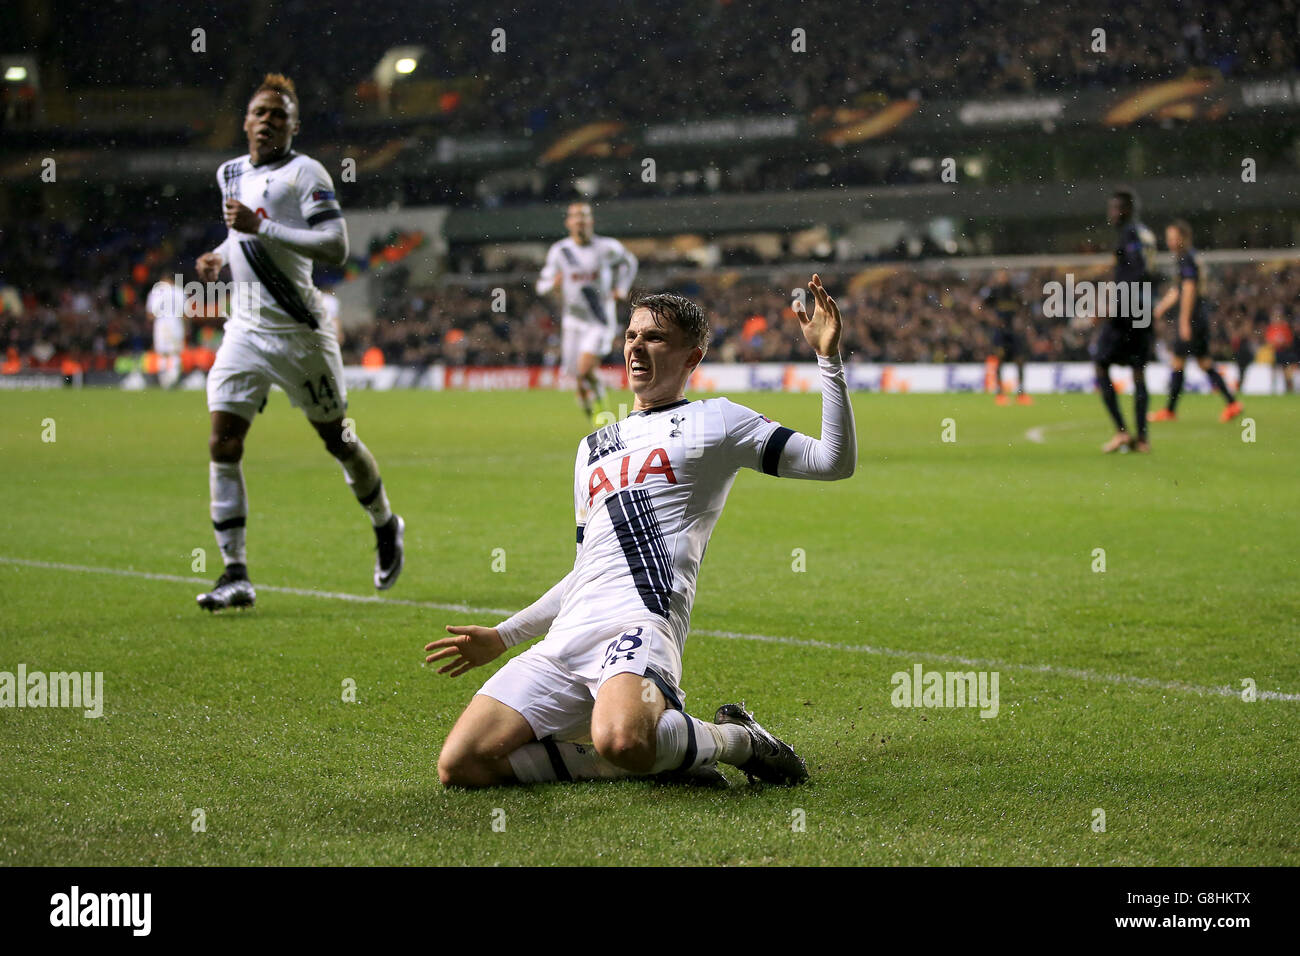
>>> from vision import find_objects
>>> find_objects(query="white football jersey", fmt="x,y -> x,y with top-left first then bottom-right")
537,235 -> 637,328
214,151 -> 341,333
147,280 -> 186,352
534,398 -> 792,671
146,280 -> 185,322
318,291 -> 340,336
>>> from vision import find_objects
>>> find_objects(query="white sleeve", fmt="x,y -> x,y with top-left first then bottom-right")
574,439 -> 590,555
612,241 -> 637,298
494,441 -> 586,649
207,163 -> 236,267
495,572 -> 571,648
537,244 -> 561,295
257,217 -> 348,265
776,354 -> 857,481
717,398 -> 791,475
254,161 -> 348,264
296,161 -> 343,227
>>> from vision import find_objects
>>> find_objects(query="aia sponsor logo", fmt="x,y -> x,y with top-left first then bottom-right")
588,447 -> 676,506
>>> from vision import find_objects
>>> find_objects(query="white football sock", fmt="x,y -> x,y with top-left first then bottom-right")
713,722 -> 753,766
650,710 -> 723,773
209,461 -> 247,567
159,356 -> 181,389
508,740 -> 630,782
339,440 -> 392,527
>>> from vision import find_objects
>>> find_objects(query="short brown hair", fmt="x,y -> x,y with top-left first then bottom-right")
252,73 -> 298,113
1168,219 -> 1193,242
631,292 -> 710,353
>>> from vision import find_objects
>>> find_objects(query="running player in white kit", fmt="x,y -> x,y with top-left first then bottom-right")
428,275 -> 856,788
537,203 -> 638,425
147,273 -> 186,389
193,74 -> 404,611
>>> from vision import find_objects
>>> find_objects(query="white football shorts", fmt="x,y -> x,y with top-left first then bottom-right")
561,316 -> 617,377
477,620 -> 685,742
153,315 -> 184,355
207,322 -> 347,423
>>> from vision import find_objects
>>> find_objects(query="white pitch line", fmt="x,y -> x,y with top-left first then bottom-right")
700,629 -> 1300,702
3,555 -> 1298,703
0,556 -> 513,617
1025,421 -> 1090,444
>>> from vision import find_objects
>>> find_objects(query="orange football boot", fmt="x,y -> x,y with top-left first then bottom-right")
1219,401 -> 1244,423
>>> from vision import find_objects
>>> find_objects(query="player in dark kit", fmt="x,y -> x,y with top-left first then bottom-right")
975,269 -> 1031,404
1091,189 -> 1156,453
1150,221 -> 1243,424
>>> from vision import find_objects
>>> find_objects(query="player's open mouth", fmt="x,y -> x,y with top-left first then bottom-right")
255,129 -> 273,142
629,360 -> 651,379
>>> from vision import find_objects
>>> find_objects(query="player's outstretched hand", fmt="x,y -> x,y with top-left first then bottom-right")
196,253 -> 223,282
425,625 -> 506,677
794,273 -> 842,358
223,199 -> 261,234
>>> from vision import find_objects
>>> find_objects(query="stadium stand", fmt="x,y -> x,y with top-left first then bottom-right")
4,226 -> 1294,374
48,0 -> 1299,131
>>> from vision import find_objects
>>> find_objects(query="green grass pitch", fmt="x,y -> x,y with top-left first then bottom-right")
2,385 -> 1297,865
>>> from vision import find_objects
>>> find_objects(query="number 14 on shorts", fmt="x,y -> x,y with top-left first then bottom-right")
302,374 -> 339,414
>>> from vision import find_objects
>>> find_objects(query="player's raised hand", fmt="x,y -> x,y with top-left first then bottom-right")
794,273 -> 842,357
195,253 -> 224,281
425,625 -> 506,677
223,199 -> 261,234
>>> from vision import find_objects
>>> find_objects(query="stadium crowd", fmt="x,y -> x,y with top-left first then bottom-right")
48,0 -> 1299,134
358,262 -> 1297,373
4,255 -> 1296,379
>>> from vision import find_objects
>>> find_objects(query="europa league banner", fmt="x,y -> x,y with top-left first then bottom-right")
8,72 -> 1297,187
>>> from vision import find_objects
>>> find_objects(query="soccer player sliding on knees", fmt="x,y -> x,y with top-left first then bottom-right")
426,275 -> 856,788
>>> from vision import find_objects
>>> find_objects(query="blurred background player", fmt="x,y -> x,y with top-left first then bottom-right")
1230,317 -> 1256,393
194,74 -> 404,611
147,270 -> 186,389
537,202 -> 638,425
1151,220 -> 1242,423
1264,305 -> 1296,394
974,268 -> 1030,404
1091,189 -> 1156,453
